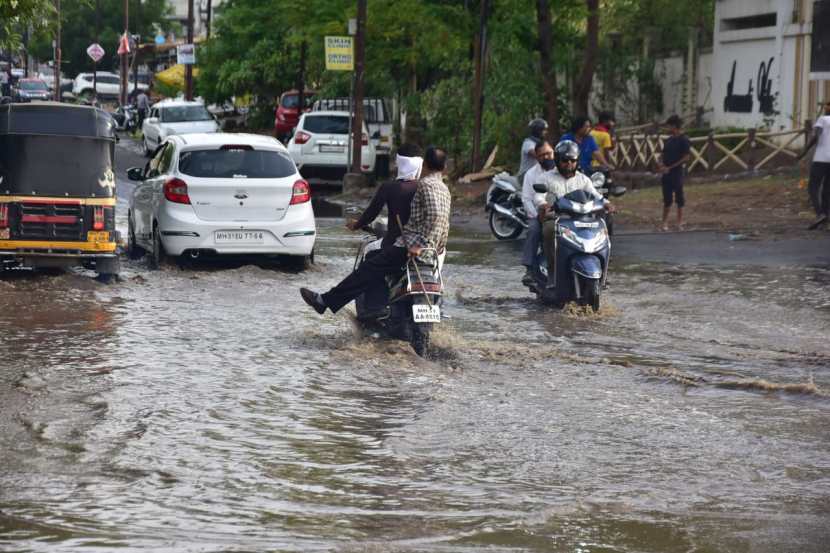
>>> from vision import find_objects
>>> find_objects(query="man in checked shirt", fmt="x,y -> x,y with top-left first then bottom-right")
300,146 -> 451,315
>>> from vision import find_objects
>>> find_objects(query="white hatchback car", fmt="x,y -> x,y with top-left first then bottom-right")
142,99 -> 220,156
126,133 -> 316,269
286,110 -> 376,184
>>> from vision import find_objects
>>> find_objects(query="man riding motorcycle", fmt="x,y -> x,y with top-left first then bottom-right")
539,140 -> 614,285
518,118 -> 548,184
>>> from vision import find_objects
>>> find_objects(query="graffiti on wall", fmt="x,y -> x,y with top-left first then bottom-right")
723,58 -> 777,116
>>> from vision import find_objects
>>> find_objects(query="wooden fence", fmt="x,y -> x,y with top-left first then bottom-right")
610,122 -> 810,174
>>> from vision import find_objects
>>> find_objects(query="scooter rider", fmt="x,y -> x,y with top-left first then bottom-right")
521,140 -> 556,285
518,118 -> 549,184
539,140 -> 614,286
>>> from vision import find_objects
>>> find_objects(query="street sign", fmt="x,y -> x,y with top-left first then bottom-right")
324,36 -> 353,71
86,43 -> 105,63
177,43 -> 196,65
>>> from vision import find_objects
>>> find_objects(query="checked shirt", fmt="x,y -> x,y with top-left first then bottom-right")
396,172 -> 451,253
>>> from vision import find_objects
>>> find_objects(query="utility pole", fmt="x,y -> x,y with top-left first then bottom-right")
350,0 -> 366,174
471,0 -> 489,171
206,0 -> 213,39
297,41 -> 307,119
133,0 -> 140,94
54,0 -> 61,101
120,0 -> 129,106
185,0 -> 194,101
93,0 -> 100,100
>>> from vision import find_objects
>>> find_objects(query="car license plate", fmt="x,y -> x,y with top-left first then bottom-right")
412,304 -> 441,323
319,145 -> 344,153
215,230 -> 265,244
87,231 -> 109,242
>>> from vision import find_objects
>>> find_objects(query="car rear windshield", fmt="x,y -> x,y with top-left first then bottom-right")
303,115 -> 349,134
178,149 -> 297,178
161,105 -> 213,123
281,94 -> 314,109
20,81 -> 48,90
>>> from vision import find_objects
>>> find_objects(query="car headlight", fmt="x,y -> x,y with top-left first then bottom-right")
591,172 -> 606,187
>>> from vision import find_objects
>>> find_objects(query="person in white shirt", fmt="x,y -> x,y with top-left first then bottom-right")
540,140 -> 613,285
798,101 -> 830,229
517,118 -> 548,185
520,140 -> 556,284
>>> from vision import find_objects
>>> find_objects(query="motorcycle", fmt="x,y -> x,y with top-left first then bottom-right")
485,171 -> 528,240
525,187 -> 610,312
353,220 -> 444,357
112,104 -> 138,133
587,167 -> 626,235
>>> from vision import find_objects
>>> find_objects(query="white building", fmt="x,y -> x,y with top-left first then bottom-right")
167,0 -> 223,39
712,0 -> 829,131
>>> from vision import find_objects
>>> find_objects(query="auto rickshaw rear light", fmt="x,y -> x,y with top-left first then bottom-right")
289,179 -> 311,205
0,204 -> 8,228
164,178 -> 191,204
294,131 -> 311,145
93,206 -> 105,230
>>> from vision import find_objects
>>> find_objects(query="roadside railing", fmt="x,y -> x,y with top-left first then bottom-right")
610,121 -> 811,174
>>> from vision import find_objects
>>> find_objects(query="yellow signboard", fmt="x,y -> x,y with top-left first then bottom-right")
325,36 -> 354,71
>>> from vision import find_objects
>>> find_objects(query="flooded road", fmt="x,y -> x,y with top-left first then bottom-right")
1,139 -> 829,552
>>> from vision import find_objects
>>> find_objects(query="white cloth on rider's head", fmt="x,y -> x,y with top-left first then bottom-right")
521,163 -> 556,219
541,169 -> 605,208
396,155 -> 423,181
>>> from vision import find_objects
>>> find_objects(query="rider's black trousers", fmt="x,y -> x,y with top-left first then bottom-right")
322,246 -> 408,313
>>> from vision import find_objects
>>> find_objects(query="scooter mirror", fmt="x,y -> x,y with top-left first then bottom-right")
610,185 -> 627,197
126,167 -> 144,181
532,182 -> 549,194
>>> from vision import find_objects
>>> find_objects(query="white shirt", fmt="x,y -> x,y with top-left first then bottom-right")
813,116 -> 830,163
518,137 -> 538,178
521,163 -> 556,219
541,169 -> 604,207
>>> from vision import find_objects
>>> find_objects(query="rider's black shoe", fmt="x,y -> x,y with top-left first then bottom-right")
521,268 -> 534,286
300,288 -> 327,314
808,214 -> 828,230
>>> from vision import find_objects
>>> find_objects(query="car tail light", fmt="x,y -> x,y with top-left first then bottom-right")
164,178 -> 191,204
0,204 -> 8,228
93,206 -> 105,230
294,131 -> 311,145
289,179 -> 311,205
362,133 -> 368,146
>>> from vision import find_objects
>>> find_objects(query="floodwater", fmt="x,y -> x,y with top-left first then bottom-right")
1,141 -> 829,552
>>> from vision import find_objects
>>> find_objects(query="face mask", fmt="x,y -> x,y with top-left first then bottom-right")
540,158 -> 556,171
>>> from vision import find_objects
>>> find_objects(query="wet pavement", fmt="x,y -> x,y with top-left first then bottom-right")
1,137 -> 829,552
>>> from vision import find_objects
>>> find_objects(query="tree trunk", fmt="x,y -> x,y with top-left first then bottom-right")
536,0 -> 560,139
573,0 -> 599,117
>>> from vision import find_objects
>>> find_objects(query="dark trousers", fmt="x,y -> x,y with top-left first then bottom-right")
808,161 -> 830,217
661,172 -> 685,208
322,246 -> 408,313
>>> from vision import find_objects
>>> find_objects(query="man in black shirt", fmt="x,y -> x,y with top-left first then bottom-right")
658,115 -> 691,231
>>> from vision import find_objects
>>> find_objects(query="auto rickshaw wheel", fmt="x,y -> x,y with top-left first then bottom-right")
95,256 -> 120,283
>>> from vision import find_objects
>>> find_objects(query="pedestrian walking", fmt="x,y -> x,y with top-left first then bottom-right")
657,115 -> 691,231
0,67 -> 9,98
797,101 -> 830,229
135,88 -> 151,130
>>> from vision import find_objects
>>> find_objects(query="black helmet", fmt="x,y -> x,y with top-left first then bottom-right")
528,118 -> 548,138
554,140 -> 580,163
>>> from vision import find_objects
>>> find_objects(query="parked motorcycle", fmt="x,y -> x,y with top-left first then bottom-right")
353,220 -> 444,357
587,167 -> 626,235
525,187 -> 610,311
112,104 -> 138,133
485,171 -> 528,240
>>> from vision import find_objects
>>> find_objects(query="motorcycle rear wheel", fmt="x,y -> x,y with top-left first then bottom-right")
489,209 -> 523,240
411,323 -> 432,357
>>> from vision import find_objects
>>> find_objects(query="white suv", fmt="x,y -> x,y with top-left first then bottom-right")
142,99 -> 220,156
286,111 -> 376,184
72,71 -> 147,100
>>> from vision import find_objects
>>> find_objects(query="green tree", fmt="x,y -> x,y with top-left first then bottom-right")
0,0 -> 55,52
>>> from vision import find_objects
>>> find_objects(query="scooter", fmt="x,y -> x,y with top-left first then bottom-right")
587,167 -> 626,235
485,171 -> 528,240
112,104 -> 138,133
525,187 -> 610,311
353,220 -> 444,357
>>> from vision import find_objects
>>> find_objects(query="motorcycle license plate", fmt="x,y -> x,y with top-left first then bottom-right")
412,304 -> 441,323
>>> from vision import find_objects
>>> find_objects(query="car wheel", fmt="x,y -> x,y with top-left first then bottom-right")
127,212 -> 145,260
150,224 -> 166,270
284,252 -> 313,271
80,89 -> 94,102
143,136 -> 153,157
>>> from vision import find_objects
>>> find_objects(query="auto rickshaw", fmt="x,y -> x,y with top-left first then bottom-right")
0,102 -> 119,279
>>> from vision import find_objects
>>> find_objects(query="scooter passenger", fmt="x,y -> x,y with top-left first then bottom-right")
518,118 -> 549,185
520,140 -> 556,285
539,140 -> 615,286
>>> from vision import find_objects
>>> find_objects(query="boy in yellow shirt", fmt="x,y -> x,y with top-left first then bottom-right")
590,111 -> 616,169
